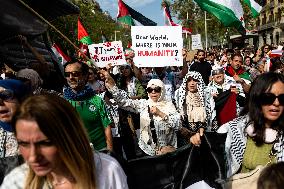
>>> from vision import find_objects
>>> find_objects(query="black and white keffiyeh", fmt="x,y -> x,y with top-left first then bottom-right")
174,71 -> 205,115
218,115 -> 284,177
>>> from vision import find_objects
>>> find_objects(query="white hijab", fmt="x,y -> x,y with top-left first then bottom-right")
146,79 -> 176,118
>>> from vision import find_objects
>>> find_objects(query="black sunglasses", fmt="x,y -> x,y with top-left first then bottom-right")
0,89 -> 14,101
259,93 -> 284,105
146,87 -> 161,93
64,71 -> 82,78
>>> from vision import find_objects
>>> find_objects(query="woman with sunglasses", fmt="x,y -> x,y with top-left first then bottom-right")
1,94 -> 128,189
0,79 -> 30,183
101,70 -> 180,156
217,72 -> 284,178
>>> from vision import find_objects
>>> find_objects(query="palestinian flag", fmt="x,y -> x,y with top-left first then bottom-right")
51,43 -> 71,65
162,1 -> 178,26
162,1 -> 192,34
117,0 -> 157,26
78,18 -> 92,45
243,0 -> 264,18
194,0 -> 246,35
215,91 -> 237,126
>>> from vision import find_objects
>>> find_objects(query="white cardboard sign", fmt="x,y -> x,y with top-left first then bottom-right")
131,26 -> 183,67
191,34 -> 203,50
88,41 -> 125,68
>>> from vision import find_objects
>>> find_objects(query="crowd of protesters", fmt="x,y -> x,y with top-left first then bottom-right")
0,43 -> 283,188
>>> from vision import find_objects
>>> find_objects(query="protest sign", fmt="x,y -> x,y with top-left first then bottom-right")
88,41 -> 126,67
191,34 -> 203,50
131,26 -> 183,67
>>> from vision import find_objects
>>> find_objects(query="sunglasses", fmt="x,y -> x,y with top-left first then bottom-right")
64,71 -> 82,78
0,89 -> 14,101
259,93 -> 284,105
146,87 -> 161,93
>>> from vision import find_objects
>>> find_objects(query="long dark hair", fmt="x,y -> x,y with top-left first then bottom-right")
118,66 -> 135,91
248,72 -> 284,145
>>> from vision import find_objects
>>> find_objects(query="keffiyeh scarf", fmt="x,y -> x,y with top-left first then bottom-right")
63,85 -> 95,101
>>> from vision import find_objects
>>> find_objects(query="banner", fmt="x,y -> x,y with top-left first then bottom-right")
131,26 -> 183,67
88,41 -> 126,68
191,34 -> 203,50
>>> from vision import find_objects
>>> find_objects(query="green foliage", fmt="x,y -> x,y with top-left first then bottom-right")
49,1 -> 131,57
240,0 -> 255,30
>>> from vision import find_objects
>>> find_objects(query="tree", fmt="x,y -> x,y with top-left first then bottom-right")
49,1 -> 131,57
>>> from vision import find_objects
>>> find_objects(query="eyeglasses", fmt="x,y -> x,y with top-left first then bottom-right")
146,87 -> 161,93
259,93 -> 284,105
0,89 -> 14,101
64,71 -> 82,78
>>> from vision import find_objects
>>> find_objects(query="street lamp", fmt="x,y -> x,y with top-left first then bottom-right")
204,11 -> 211,50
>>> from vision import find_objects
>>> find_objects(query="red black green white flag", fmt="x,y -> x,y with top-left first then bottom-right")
77,18 -> 92,45
117,0 -> 157,26
162,1 -> 192,34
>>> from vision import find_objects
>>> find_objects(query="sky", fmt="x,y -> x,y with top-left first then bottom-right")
96,0 -> 177,26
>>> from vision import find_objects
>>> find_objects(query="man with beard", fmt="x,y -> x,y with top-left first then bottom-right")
205,66 -> 246,131
189,49 -> 212,85
225,53 -> 251,93
63,60 -> 113,151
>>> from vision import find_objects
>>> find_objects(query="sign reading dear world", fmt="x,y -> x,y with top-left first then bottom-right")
88,41 -> 126,68
131,26 -> 183,67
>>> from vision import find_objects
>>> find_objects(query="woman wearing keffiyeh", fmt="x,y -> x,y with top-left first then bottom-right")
174,71 -> 207,146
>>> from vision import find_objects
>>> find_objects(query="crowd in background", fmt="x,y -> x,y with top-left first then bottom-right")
0,43 -> 283,188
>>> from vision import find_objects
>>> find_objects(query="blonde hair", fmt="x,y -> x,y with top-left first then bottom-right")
12,94 -> 96,189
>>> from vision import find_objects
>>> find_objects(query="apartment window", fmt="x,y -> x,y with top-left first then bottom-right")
277,8 -> 281,22
256,17 -> 260,26
269,10 -> 274,22
262,14 -> 267,24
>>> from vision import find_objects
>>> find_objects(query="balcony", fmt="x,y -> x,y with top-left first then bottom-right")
257,22 -> 275,31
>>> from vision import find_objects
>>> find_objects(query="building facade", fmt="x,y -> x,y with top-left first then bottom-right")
256,0 -> 284,47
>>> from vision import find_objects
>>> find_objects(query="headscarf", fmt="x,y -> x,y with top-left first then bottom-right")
174,71 -> 205,114
146,79 -> 176,119
16,68 -> 43,91
0,79 -> 30,131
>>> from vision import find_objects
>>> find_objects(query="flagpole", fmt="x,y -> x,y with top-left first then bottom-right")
205,11 -> 208,51
18,0 -> 93,65
187,12 -> 191,50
